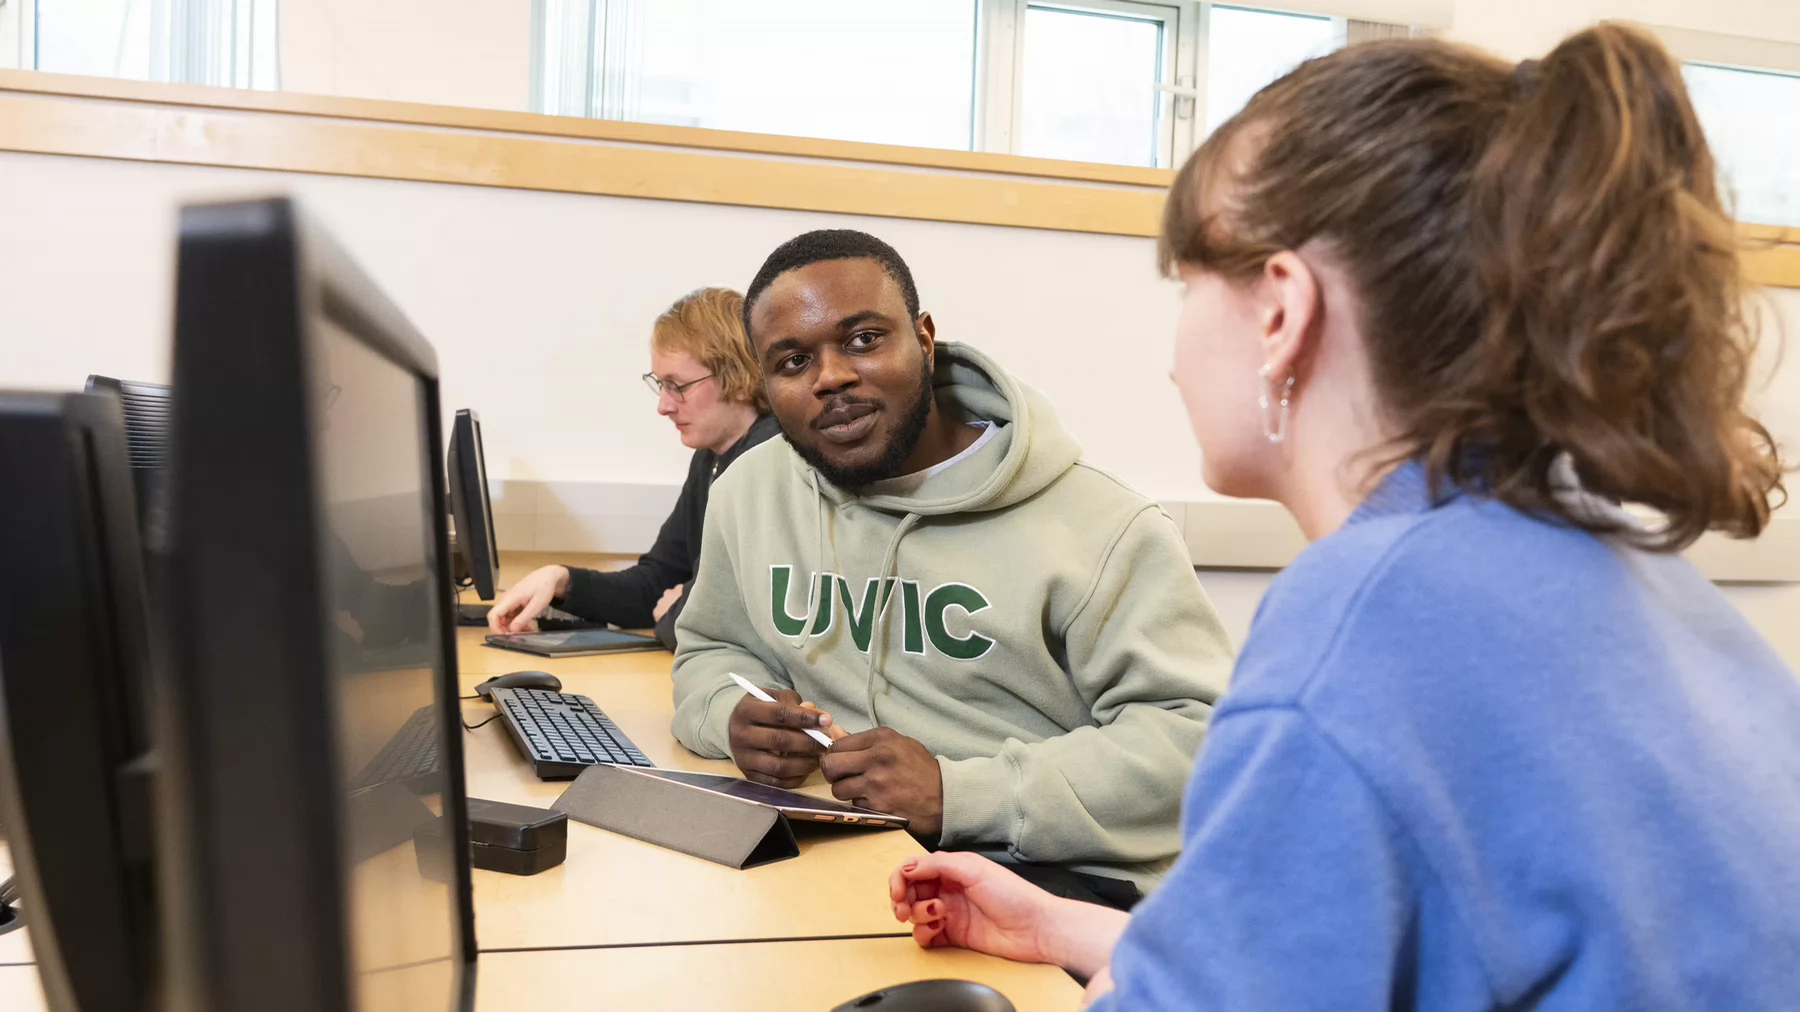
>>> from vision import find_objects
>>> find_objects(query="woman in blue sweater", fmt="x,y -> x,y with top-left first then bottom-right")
889,23 -> 1800,1009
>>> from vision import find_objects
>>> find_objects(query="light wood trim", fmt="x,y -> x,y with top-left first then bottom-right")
0,71 -> 1792,280
0,69 -> 1174,187
1742,223 -> 1800,288
1744,243 -> 1800,288
0,88 -> 1165,239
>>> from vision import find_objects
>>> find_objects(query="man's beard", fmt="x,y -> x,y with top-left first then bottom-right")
783,355 -> 935,490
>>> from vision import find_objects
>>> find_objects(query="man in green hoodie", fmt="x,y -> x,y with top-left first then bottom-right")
671,229 -> 1233,900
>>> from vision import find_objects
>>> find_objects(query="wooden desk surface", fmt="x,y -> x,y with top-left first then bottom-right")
457,650 -> 923,950
473,937 -> 1083,1012
0,938 -> 1084,1012
0,553 -> 1076,1007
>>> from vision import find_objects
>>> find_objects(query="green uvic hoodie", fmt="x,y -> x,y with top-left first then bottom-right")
670,342 -> 1233,888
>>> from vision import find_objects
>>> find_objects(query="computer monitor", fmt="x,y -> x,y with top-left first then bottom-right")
154,197 -> 475,1012
0,390 -> 160,1012
447,409 -> 500,603
83,375 -> 172,550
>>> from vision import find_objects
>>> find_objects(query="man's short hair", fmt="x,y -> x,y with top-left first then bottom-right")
742,229 -> 922,342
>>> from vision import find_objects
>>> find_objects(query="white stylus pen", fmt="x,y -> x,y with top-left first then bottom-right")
728,672 -> 835,749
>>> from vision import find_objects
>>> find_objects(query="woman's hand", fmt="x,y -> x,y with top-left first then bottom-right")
888,852 -> 1061,964
486,565 -> 571,633
888,852 -> 1132,979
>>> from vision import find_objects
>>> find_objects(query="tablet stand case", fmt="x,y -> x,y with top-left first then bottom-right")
551,763 -> 800,869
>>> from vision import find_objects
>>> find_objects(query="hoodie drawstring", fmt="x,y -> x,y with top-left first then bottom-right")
786,468 -> 921,731
861,511 -> 920,728
787,470 -> 829,650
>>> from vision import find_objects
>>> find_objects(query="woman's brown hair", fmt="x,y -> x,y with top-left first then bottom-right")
1160,23 -> 1784,550
651,287 -> 769,412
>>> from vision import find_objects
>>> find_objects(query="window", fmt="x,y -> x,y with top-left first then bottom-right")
1684,63 -> 1800,228
22,0 -> 279,88
1204,6 -> 1339,135
534,0 -> 978,150
537,0 -> 1368,169
1017,5 -> 1170,166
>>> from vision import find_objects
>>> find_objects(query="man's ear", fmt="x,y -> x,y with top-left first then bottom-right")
915,310 -> 937,364
1257,251 -> 1321,384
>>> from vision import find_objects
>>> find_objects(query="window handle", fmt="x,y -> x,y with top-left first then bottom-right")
1156,76 -> 1198,120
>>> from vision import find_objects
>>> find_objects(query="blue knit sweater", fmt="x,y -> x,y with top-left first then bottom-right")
1095,463 -> 1800,1010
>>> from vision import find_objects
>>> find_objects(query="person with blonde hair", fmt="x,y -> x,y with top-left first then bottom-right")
885,24 -> 1800,1008
489,287 -> 779,648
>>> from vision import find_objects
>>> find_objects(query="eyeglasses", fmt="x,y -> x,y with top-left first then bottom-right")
642,372 -> 715,402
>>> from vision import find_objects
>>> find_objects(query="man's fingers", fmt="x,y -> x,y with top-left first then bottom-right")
742,768 -> 810,790
738,696 -> 828,731
486,602 -> 513,633
798,702 -> 841,733
819,746 -> 877,782
770,701 -> 827,730
827,773 -> 871,803
825,727 -> 891,753
735,749 -> 819,783
750,725 -> 826,757
506,591 -> 548,633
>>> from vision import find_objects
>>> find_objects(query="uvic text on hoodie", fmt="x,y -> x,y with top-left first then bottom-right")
670,342 -> 1234,888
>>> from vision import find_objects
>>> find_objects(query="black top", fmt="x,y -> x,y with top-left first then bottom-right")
557,413 -> 781,649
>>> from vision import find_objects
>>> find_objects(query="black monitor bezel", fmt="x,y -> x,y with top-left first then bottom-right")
447,409 -> 500,601
156,197 -> 476,1012
0,390 -> 159,1012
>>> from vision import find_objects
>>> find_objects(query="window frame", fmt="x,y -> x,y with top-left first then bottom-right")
978,0 -> 1198,168
15,0 -> 279,88
1634,21 -> 1800,234
532,0 -> 1377,172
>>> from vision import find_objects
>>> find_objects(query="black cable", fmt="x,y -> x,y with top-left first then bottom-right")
462,712 -> 502,732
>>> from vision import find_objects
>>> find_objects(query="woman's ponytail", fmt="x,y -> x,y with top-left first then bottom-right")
1462,23 -> 1782,548
1160,23 -> 1784,550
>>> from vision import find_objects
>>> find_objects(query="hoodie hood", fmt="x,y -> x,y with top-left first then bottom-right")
789,341 -> 1082,516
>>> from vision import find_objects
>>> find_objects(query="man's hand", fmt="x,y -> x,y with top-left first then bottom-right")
819,728 -> 943,839
727,689 -> 834,789
487,565 -> 571,634
652,583 -> 685,623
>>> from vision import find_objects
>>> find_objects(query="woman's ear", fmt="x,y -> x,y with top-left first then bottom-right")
1257,250 -> 1322,383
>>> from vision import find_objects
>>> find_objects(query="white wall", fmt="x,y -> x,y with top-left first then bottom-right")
0,152 -> 1207,500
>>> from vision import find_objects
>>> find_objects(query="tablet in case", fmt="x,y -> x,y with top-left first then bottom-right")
550,765 -> 907,870
553,763 -> 798,869
484,627 -> 662,657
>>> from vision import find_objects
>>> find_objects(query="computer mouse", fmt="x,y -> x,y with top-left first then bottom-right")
474,671 -> 563,700
830,979 -> 1016,1012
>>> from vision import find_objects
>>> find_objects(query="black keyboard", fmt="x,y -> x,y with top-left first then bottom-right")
487,686 -> 654,779
350,704 -> 441,791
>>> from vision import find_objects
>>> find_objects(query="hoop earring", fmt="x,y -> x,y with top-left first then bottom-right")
1259,364 -> 1295,445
